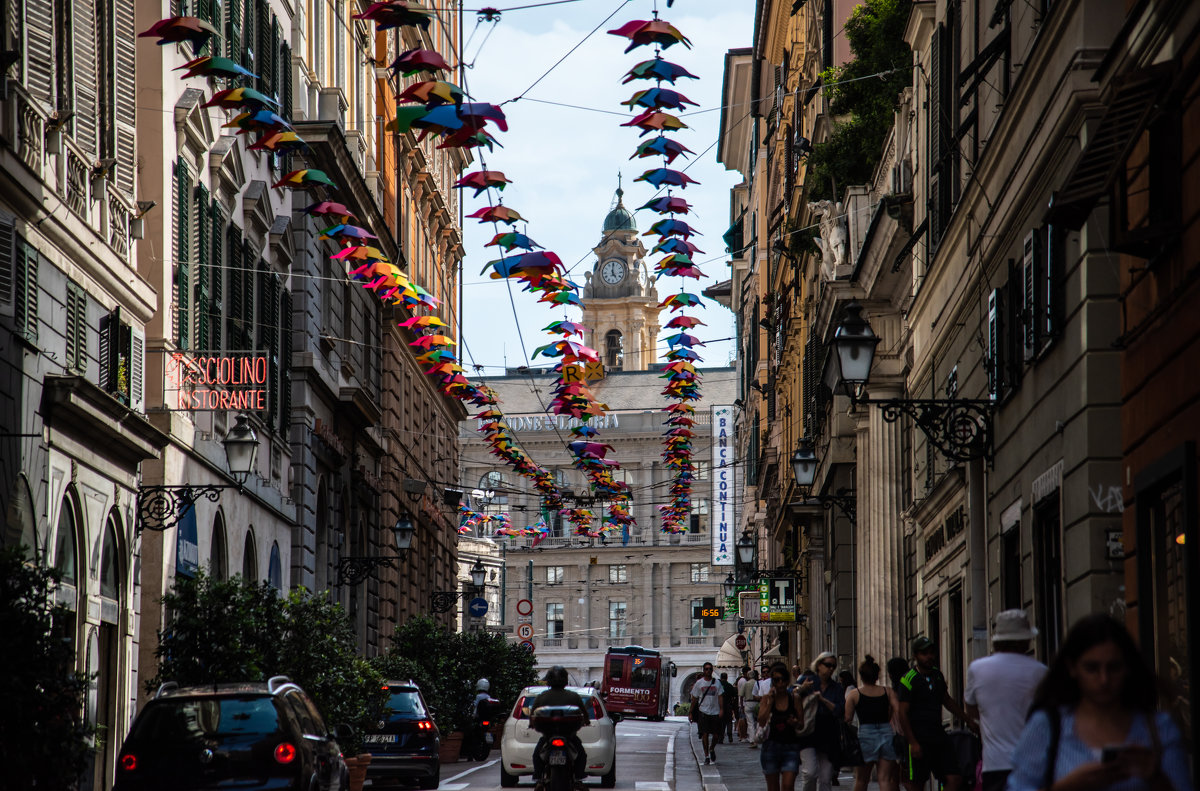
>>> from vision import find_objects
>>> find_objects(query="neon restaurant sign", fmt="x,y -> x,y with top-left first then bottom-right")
165,352 -> 269,411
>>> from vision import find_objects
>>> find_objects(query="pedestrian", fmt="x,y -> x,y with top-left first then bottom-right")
896,637 -> 975,791
757,661 -> 805,791
742,668 -> 761,744
1005,613 -> 1193,791
691,662 -> 724,765
736,667 -> 753,742
844,655 -> 900,791
797,651 -> 846,791
839,670 -> 858,692
963,610 -> 1047,791
719,671 -> 737,744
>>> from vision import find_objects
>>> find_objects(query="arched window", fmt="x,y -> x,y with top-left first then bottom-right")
54,496 -> 78,586
210,514 -> 227,581
605,330 -> 623,370
241,528 -> 258,581
480,471 -> 507,506
268,542 -> 282,590
100,518 -> 120,602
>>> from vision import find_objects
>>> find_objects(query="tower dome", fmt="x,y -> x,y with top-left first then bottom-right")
602,185 -> 636,232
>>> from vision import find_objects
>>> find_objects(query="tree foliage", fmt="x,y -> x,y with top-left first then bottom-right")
149,572 -> 384,755
374,615 -> 538,733
0,545 -> 94,790
807,0 -> 913,200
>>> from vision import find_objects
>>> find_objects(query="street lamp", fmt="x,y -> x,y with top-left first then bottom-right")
833,300 -> 994,463
335,516 -> 416,587
469,558 -> 487,588
722,573 -> 737,600
137,413 -> 260,533
431,558 -> 488,614
790,438 -> 817,490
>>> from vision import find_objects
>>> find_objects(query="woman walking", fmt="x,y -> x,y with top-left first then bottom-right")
757,661 -> 805,791
844,655 -> 899,791
1005,613 -> 1193,791
798,651 -> 846,791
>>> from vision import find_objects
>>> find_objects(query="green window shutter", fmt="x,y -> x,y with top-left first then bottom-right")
241,242 -> 256,349
175,159 -> 192,350
15,239 -> 38,342
65,281 -> 80,372
224,0 -> 241,62
280,41 -> 292,121
227,227 -> 243,350
242,0 -> 255,75
210,201 -> 224,352
268,16 -> 280,100
280,289 -> 291,433
195,184 -> 210,351
98,306 -> 120,394
0,215 -> 13,304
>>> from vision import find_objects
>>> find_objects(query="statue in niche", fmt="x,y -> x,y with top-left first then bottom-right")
808,199 -> 848,279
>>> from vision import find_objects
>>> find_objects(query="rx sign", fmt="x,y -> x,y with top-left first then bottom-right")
759,577 -> 797,622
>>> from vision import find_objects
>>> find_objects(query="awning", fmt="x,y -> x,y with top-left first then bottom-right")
715,634 -> 746,669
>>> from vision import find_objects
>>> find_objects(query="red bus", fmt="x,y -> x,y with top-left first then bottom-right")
600,645 -> 676,721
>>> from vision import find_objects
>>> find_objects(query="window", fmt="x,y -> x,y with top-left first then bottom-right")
689,499 -> 709,533
481,471 -> 507,505
546,602 -> 563,638
99,307 -> 145,412
175,157 -> 192,350
608,601 -> 627,639
1033,496 -> 1063,660
14,238 -> 38,342
100,520 -> 120,601
690,563 -> 709,583
608,565 -> 627,583
241,528 -> 258,581
607,657 -> 625,682
546,566 -> 564,584
54,497 -> 77,586
1000,526 -> 1021,611
605,329 -> 623,370
65,280 -> 87,374
210,515 -> 227,580
690,598 -> 709,636
268,541 -> 282,590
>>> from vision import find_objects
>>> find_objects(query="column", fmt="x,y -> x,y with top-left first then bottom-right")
854,409 -> 873,657
867,387 -> 906,660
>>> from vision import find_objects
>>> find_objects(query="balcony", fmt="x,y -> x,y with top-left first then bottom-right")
687,636 -> 712,646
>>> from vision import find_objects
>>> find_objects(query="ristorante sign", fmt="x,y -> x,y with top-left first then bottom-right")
165,352 -> 269,411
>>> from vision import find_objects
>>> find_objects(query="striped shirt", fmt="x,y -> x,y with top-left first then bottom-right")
1005,707 -> 1193,791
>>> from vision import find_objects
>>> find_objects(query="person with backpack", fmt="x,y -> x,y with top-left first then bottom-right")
1005,614 -> 1193,791
719,671 -> 737,744
797,651 -> 847,791
758,661 -> 807,791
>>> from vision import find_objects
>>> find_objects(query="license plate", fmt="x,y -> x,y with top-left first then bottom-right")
364,734 -> 398,743
549,752 -> 568,765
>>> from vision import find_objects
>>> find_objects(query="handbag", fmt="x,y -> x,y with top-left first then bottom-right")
838,721 -> 864,766
794,690 -> 820,738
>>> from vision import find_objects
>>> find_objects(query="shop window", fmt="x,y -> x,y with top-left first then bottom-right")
1033,496 -> 1063,660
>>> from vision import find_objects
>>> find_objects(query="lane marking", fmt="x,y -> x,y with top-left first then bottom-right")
636,784 -> 671,790
441,758 -> 498,785
437,785 -> 468,790
664,730 -> 675,784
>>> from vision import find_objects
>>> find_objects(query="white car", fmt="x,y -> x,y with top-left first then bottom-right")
499,685 -> 618,788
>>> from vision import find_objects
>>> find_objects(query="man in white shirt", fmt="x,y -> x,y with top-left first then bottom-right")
690,663 -> 724,765
964,610 -> 1048,791
735,666 -> 751,742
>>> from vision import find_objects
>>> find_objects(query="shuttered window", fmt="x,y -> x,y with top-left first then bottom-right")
113,0 -> 136,194
241,0 -> 255,75
175,158 -> 192,350
1045,223 -> 1065,342
66,280 -> 87,374
195,183 -> 210,351
280,290 -> 291,432
224,0 -> 241,62
52,0 -> 75,134
241,242 -> 256,349
0,215 -> 13,305
14,238 -> 38,342
210,202 -> 224,352
227,228 -> 242,349
73,0 -> 97,160
987,286 -> 1004,398
1022,229 -> 1042,362
25,0 -> 54,104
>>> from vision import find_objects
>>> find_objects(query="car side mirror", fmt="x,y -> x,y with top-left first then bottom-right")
609,713 -> 622,724
333,723 -> 354,743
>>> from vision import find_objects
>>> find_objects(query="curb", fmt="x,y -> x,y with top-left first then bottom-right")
685,724 -> 728,791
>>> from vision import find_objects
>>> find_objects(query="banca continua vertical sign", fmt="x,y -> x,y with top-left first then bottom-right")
711,404 -> 735,566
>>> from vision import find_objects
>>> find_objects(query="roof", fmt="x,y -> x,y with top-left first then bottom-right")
474,366 -> 738,415
602,187 -> 636,232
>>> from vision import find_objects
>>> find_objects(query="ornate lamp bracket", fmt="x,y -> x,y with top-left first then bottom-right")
137,485 -> 231,533
335,556 -> 396,588
873,397 -> 994,463
430,590 -> 460,613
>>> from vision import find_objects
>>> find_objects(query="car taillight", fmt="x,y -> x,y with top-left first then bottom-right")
417,720 -> 433,731
274,743 -> 297,764
550,738 -> 566,747
119,754 -> 137,772
481,721 -> 490,727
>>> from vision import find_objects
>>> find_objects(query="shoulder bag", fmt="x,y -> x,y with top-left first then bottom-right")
838,721 -> 864,766
794,689 -> 820,738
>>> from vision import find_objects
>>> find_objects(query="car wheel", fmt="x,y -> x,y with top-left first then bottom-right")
500,765 -> 520,787
600,758 -> 616,789
417,770 -> 439,790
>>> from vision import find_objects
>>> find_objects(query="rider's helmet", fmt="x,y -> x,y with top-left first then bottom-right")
475,678 -> 490,693
545,666 -> 569,689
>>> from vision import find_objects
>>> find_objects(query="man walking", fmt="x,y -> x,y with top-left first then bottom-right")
691,663 -> 724,764
718,672 -> 737,744
965,610 -> 1046,791
735,666 -> 752,742
896,637 -> 976,791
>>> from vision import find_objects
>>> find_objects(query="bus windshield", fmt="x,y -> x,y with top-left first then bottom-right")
629,663 -> 658,688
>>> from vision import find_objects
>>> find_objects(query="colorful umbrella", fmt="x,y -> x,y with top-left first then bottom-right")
175,55 -> 258,80
634,168 -> 699,190
639,196 -> 692,214
391,48 -> 451,77
622,109 -> 688,136
302,201 -> 357,221
139,16 -> 221,53
653,237 -> 705,255
623,87 -> 698,111
397,80 -> 465,106
319,224 -> 378,241
664,315 -> 707,329
631,136 -> 694,164
623,57 -> 699,84
453,170 -> 511,196
351,1 -> 433,31
223,110 -> 292,134
399,316 -> 448,329
247,131 -> 307,154
646,218 -> 701,238
608,19 -> 693,53
203,87 -> 279,110
467,205 -> 525,225
272,169 -> 338,190
543,320 -> 587,336
485,232 -> 541,252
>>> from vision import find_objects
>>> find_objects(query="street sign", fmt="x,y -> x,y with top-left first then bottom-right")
735,634 -> 748,651
517,623 -> 534,640
519,640 -> 536,654
582,361 -> 605,381
468,598 -> 489,618
516,599 -> 533,617
760,577 -> 797,622
485,624 -> 514,633
691,596 -> 724,628
562,364 -> 584,383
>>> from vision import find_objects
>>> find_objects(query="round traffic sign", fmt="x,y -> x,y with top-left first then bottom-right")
519,639 -> 536,653
516,599 -> 533,617
517,623 -> 534,640
468,597 -> 489,617
734,634 -> 748,651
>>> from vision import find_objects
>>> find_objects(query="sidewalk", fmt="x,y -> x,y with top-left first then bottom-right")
685,726 -> 882,791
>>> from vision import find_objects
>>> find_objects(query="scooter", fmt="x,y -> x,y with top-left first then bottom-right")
464,696 -> 500,761
530,705 -> 588,791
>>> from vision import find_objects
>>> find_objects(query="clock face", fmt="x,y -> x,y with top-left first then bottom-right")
601,259 -> 627,284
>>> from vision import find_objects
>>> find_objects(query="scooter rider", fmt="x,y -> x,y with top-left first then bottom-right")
471,678 -> 491,717
531,666 -> 589,790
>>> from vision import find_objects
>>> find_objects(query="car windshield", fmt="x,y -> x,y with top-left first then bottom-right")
132,696 -> 280,745
387,689 -> 426,717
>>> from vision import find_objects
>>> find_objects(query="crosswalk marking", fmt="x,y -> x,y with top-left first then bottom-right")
635,783 -> 671,790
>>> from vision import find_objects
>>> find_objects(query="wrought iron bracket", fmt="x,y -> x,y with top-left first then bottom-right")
335,556 -> 396,588
791,489 -> 857,523
866,397 -> 994,463
137,484 -> 236,533
429,588 -> 483,614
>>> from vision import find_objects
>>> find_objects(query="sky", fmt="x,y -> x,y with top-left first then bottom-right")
454,0 -> 755,378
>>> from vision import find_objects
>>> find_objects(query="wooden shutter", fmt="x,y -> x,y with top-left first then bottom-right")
241,242 -> 255,349
73,0 -> 97,160
987,287 -> 1003,398
195,183 -> 210,351
1046,223 -> 1064,340
25,0 -> 54,103
130,324 -> 145,412
1022,229 -> 1040,362
0,215 -> 13,305
267,15 -> 279,99
224,0 -> 241,61
241,0 -> 255,74
15,240 -> 38,342
210,202 -> 224,352
66,280 -> 87,373
227,227 -> 243,349
113,0 -> 136,194
262,268 -> 277,427
98,306 -> 119,393
175,159 -> 192,350
280,289 -> 291,432
280,41 -> 292,121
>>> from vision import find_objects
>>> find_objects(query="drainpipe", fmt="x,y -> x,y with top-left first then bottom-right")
968,458 -> 988,660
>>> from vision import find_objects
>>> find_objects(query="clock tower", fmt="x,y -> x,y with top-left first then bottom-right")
582,185 -> 660,371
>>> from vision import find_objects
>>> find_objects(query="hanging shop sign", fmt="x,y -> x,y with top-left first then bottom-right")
164,351 -> 270,411
711,405 -> 735,566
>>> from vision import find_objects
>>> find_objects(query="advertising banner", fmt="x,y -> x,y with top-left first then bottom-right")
711,404 -> 735,566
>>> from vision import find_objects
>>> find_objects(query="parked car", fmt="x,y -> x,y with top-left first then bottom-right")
113,676 -> 349,791
500,685 -> 619,788
360,680 -> 441,789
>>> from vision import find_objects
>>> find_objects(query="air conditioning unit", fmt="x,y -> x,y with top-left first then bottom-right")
890,159 -> 913,195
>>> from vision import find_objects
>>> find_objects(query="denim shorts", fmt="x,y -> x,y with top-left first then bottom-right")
858,723 -> 898,762
759,739 -> 802,774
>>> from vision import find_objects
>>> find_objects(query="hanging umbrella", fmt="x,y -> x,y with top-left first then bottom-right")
631,136 -> 694,164
397,80 -> 465,106
351,1 -> 433,31
301,201 -> 356,221
634,168 -> 699,189
622,109 -> 688,136
399,316 -> 448,329
272,169 -> 338,190
224,110 -> 292,134
454,170 -> 511,196
485,232 -> 541,252
203,86 -> 279,110
653,237 -> 705,255
467,205 -> 525,225
607,19 -> 692,53
646,218 -> 701,238
319,224 -> 378,241
247,131 -> 307,154
622,87 -> 698,111
390,48 -> 451,77
140,16 -> 221,54
623,57 -> 699,84
639,195 -> 692,215
175,55 -> 258,80
665,315 -> 707,329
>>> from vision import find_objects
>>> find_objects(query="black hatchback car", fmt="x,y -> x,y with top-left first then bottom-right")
361,680 -> 441,789
113,676 -> 349,790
